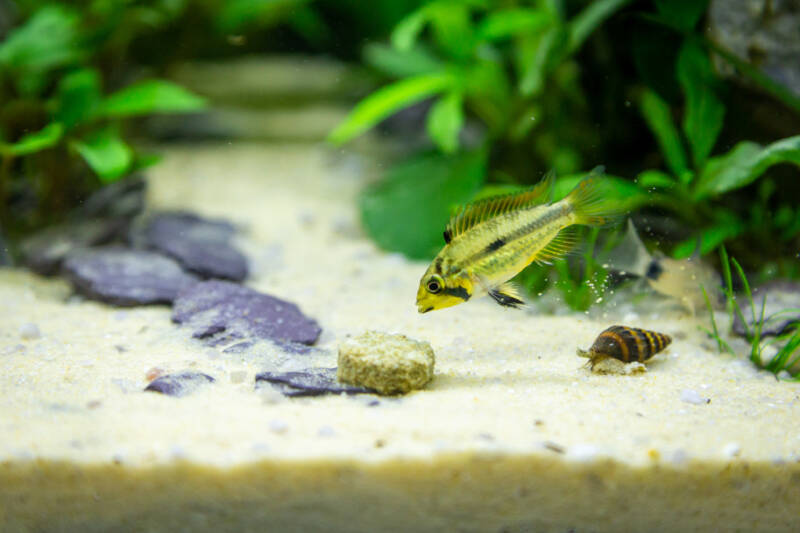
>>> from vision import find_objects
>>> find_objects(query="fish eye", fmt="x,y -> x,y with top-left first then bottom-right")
426,276 -> 443,294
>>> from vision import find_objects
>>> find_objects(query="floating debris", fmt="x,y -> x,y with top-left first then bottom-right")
63,248 -> 198,306
144,372 -> 215,397
172,280 -> 321,347
578,325 -> 671,371
255,367 -> 374,397
337,331 -> 435,395
142,212 -> 248,281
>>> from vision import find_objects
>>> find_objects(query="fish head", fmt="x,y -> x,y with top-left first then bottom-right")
416,265 -> 473,313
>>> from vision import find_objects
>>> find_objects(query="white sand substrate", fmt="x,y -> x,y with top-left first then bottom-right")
1,143 -> 798,532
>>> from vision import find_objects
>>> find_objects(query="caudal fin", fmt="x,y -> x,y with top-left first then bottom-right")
565,166 -> 623,226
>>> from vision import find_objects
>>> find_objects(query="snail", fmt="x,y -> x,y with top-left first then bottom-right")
577,325 -> 671,370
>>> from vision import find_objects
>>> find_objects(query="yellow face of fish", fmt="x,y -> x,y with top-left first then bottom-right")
415,265 -> 474,313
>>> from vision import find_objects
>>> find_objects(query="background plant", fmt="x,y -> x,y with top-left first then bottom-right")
329,0 -> 800,308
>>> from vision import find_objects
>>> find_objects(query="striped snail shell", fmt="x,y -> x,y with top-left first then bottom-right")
577,325 -> 671,368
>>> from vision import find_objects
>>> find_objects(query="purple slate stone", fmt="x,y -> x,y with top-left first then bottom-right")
144,372 -> 215,397
255,367 -> 374,397
63,247 -> 198,306
143,211 -> 248,281
172,280 -> 322,347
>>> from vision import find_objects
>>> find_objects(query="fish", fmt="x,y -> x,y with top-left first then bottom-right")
608,220 -> 722,315
577,325 -> 671,370
416,168 -> 621,313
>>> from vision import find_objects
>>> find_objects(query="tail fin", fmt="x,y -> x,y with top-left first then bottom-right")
565,166 -> 623,226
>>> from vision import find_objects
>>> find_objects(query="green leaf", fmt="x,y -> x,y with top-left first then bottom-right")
428,2 -> 476,60
218,0 -> 309,33
692,136 -> 800,199
53,68 -> 102,129
0,123 -> 63,157
0,5 -> 83,95
518,27 -> 566,96
567,0 -> 630,54
677,40 -> 725,170
476,8 -> 553,41
639,88 -> 689,177
72,127 -> 133,182
359,150 -> 487,259
654,0 -> 709,31
328,72 -> 453,145
99,80 -> 206,118
672,215 -> 744,258
391,7 -> 429,51
636,169 -> 676,189
363,43 -> 442,78
426,92 -> 464,154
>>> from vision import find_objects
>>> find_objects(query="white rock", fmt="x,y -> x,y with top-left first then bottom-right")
680,389 -> 709,405
722,442 -> 741,458
269,420 -> 288,434
19,323 -> 41,340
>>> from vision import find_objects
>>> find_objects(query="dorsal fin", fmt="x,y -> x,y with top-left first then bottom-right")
445,171 -> 555,242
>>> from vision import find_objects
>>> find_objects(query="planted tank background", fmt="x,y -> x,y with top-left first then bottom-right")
1,0 -> 799,301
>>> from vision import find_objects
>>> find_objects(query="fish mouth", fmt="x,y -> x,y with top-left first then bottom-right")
417,304 -> 434,314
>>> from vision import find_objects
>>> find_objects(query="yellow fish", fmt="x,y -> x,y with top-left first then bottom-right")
416,169 -> 620,313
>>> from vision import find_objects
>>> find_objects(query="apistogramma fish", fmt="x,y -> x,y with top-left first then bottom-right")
416,168 -> 622,313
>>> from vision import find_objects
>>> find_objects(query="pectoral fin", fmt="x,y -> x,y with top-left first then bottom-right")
489,282 -> 525,309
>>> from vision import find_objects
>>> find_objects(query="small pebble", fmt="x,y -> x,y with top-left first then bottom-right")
144,372 -> 215,397
566,443 -> 600,462
255,367 -> 373,397
269,420 -> 289,434
1,344 -> 26,356
317,425 -> 336,437
680,389 -> 710,405
722,442 -> 741,458
145,367 -> 166,382
19,323 -> 41,340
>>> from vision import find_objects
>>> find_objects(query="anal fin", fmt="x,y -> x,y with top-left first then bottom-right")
532,227 -> 579,266
489,282 -> 525,309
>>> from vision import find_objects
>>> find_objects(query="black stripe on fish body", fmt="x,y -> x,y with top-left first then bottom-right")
443,286 -> 471,301
486,238 -> 506,252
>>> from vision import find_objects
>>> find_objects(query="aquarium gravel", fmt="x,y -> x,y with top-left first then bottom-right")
1,144 -> 799,533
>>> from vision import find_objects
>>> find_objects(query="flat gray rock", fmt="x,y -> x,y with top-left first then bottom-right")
143,212 -> 248,281
732,280 -> 800,338
255,368 -> 374,397
63,247 -> 198,306
172,280 -> 321,347
144,372 -> 215,397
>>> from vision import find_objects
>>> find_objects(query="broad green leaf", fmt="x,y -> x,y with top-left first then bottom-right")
428,3 -> 476,60
0,6 -> 83,95
218,0 -> 309,32
99,80 -> 206,118
426,92 -> 464,154
518,27 -> 565,96
654,0 -> 709,31
476,9 -> 553,41
677,40 -> 725,170
363,43 -> 442,78
329,72 -> 453,145
72,127 -> 133,182
464,59 -> 511,133
567,0 -> 630,54
639,88 -> 689,177
693,136 -> 800,199
53,68 -> 102,129
359,150 -> 487,259
0,123 -> 63,156
391,7 -> 429,51
636,169 -> 676,189
672,216 -> 744,258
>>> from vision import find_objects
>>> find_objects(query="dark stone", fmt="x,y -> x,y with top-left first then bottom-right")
21,219 -> 130,275
172,280 -> 321,346
255,367 -> 374,397
62,247 -> 198,306
144,372 -> 215,397
142,211 -> 248,281
76,174 -> 146,220
732,280 -> 800,338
